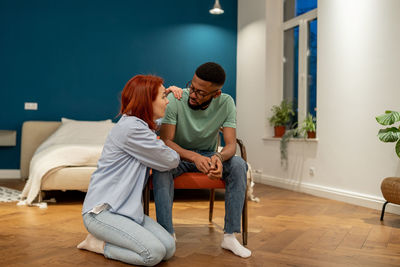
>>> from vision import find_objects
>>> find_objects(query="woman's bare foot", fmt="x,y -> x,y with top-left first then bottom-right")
77,233 -> 105,254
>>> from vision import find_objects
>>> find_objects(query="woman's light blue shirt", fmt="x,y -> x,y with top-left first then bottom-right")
82,115 -> 180,224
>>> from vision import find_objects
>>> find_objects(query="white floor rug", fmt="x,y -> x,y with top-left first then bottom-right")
0,186 -> 22,202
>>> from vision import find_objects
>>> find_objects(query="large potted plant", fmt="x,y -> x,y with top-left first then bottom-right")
297,113 -> 316,139
268,100 -> 295,138
376,110 -> 400,221
376,110 -> 400,158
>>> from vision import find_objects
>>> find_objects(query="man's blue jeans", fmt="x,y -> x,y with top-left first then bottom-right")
152,151 -> 247,234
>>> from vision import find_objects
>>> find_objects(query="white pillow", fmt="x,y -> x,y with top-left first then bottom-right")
35,119 -> 114,154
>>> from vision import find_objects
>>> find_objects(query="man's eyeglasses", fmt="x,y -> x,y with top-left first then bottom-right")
186,81 -> 219,98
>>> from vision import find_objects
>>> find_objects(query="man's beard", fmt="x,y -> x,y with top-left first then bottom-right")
187,97 -> 213,110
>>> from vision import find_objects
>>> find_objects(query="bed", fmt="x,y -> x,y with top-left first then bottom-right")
19,119 -> 114,205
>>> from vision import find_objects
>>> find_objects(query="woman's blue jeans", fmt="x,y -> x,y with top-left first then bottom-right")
152,151 -> 247,234
82,209 -> 175,266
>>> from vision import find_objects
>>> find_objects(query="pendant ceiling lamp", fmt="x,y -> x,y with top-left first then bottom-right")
209,0 -> 224,15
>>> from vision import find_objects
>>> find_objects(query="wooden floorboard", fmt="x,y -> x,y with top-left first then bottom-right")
1,181 -> 400,266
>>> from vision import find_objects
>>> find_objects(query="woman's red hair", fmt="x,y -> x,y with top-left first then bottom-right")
119,75 -> 163,130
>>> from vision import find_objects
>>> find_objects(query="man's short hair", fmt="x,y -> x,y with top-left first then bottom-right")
195,62 -> 226,86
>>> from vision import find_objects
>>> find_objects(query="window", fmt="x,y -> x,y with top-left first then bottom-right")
283,26 -> 299,125
283,0 -> 317,127
284,0 -> 317,21
308,19 -> 317,118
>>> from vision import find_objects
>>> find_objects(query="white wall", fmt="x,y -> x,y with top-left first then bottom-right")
237,0 -> 400,213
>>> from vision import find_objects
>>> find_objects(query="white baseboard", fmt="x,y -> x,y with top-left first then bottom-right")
0,169 -> 21,179
253,172 -> 400,216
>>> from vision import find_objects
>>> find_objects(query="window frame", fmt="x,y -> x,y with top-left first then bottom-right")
282,8 -> 317,125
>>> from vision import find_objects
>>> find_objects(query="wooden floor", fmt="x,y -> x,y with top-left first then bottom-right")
1,180 -> 400,267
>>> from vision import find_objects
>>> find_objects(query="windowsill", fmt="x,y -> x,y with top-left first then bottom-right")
262,136 -> 319,142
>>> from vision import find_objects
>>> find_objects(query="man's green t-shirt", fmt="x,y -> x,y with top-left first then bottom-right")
162,89 -> 236,151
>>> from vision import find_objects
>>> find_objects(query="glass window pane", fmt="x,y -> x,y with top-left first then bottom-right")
307,19 -> 317,118
284,0 -> 318,21
284,0 -> 296,22
283,26 -> 299,127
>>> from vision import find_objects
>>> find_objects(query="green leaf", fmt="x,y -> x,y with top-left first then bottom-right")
376,110 -> 400,125
378,127 -> 400,142
268,100 -> 295,127
396,140 -> 400,159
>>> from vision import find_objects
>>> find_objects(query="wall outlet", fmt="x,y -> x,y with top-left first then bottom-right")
252,169 -> 262,183
309,167 -> 315,176
254,169 -> 263,174
24,102 -> 38,110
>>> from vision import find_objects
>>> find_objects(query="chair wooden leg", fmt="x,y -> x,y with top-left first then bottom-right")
380,201 -> 389,221
242,189 -> 248,246
143,181 -> 150,216
209,189 -> 215,222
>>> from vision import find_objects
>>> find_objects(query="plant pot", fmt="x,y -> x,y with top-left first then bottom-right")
274,126 -> 286,138
307,131 -> 316,139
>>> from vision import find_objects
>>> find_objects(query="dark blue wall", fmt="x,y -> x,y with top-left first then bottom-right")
0,0 -> 237,169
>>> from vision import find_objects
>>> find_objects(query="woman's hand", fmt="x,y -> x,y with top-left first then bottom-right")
166,86 -> 183,100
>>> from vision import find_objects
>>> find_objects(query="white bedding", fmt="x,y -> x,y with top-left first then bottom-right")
20,119 -> 114,205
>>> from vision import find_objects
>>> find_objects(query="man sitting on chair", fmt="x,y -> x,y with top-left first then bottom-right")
152,62 -> 251,258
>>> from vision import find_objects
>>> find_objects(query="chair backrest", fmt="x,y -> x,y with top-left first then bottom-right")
217,128 -> 247,161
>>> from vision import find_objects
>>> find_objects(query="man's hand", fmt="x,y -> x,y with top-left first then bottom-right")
192,154 -> 213,174
207,155 -> 223,180
166,86 -> 183,100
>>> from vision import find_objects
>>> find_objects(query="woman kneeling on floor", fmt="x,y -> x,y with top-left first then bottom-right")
77,75 -> 182,266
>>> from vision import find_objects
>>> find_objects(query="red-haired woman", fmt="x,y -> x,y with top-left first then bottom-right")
77,75 -> 181,266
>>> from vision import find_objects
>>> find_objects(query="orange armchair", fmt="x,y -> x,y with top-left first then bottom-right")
143,138 -> 248,245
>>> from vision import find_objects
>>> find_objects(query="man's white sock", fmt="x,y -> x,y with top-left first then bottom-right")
221,233 -> 251,258
77,233 -> 105,254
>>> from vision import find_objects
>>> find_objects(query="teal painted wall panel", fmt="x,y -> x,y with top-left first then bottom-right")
0,0 -> 237,169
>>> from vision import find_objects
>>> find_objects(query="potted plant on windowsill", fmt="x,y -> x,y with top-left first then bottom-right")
376,110 -> 400,158
297,113 -> 317,139
268,100 -> 295,138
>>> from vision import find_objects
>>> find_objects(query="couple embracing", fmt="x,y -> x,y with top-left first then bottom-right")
77,62 -> 251,266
